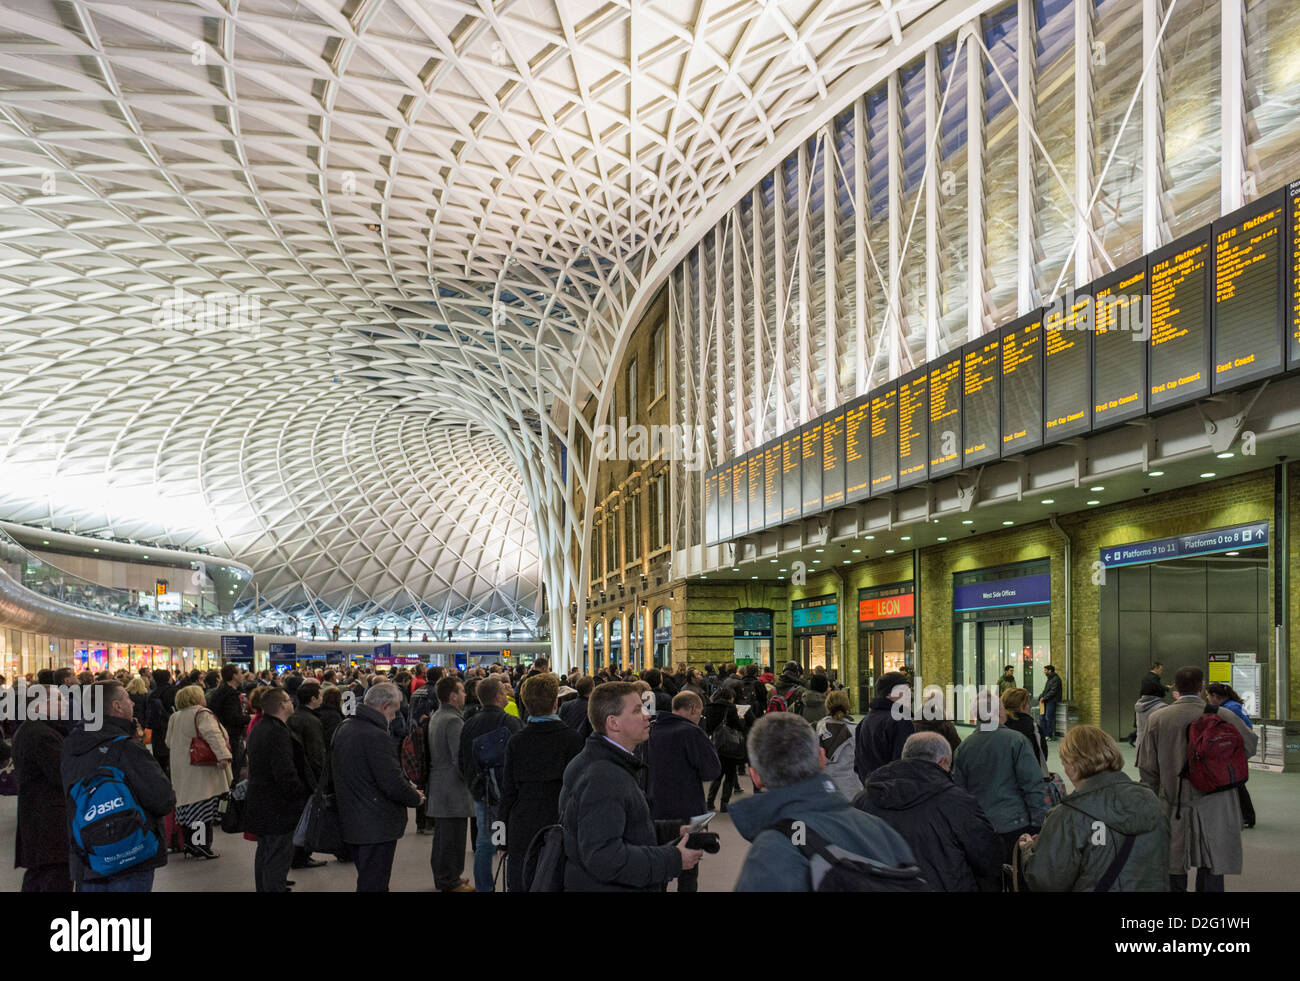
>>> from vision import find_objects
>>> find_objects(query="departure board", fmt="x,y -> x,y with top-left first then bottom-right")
897,369 -> 928,487
1092,259 -> 1148,428
1042,291 -> 1092,440
781,433 -> 802,521
704,470 -> 718,545
1212,191 -> 1285,392
844,395 -> 871,504
747,451 -> 764,533
869,386 -> 898,494
1290,180 -> 1300,369
1000,312 -> 1044,455
1149,227 -> 1212,411
962,335 -> 1000,466
822,410 -> 847,507
716,463 -> 732,542
801,423 -> 823,515
731,459 -> 748,537
927,353 -> 962,478
763,443 -> 782,527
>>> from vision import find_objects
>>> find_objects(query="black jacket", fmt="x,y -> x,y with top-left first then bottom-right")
318,705 -> 345,749
60,715 -> 175,883
287,705 -> 327,784
855,758 -> 1003,891
208,683 -> 246,745
1139,671 -> 1167,699
854,698 -> 913,781
1038,673 -> 1063,705
559,696 -> 588,732
558,734 -> 683,891
647,712 -> 721,821
12,720 -> 68,870
145,684 -> 177,762
458,704 -> 522,803
245,714 -> 311,835
331,705 -> 421,845
1005,712 -> 1047,766
499,719 -> 584,892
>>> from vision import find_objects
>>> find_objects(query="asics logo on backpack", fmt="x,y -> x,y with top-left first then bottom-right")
84,796 -> 127,822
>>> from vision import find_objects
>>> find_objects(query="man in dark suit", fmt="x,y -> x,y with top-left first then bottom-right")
647,691 -> 721,892
245,688 -> 311,892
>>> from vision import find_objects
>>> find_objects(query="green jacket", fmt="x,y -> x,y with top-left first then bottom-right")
1020,770 -> 1169,892
952,725 -> 1046,833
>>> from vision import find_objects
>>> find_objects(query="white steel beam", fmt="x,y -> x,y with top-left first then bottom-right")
854,97 -> 869,393
1017,0 -> 1036,313
1221,0 -> 1246,211
798,140 -> 813,423
966,21 -> 986,340
887,70 -> 903,378
1142,0 -> 1163,252
924,45 -> 941,360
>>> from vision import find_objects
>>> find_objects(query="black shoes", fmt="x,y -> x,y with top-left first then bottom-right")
292,858 -> 327,869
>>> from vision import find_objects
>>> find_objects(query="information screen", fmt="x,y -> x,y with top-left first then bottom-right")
928,353 -> 962,478
801,423 -> 823,515
962,334 -> 1000,466
716,463 -> 732,542
1213,190 -> 1285,392
1149,227 -> 1212,411
704,471 -> 718,545
845,395 -> 871,504
1290,180 -> 1300,369
897,369 -> 928,488
1000,311 -> 1044,455
1043,292 -> 1092,440
870,386 -> 898,494
763,443 -> 782,527
747,451 -> 764,533
822,410 -> 846,508
781,433 -> 802,521
1092,259 -> 1148,428
731,459 -> 748,537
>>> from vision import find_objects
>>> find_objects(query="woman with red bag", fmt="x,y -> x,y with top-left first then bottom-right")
165,684 -> 232,859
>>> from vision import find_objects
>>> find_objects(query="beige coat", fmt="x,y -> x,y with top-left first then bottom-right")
1138,696 -> 1257,876
166,705 -> 233,807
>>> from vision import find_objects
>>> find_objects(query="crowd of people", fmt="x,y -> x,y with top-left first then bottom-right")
0,656 -> 1259,892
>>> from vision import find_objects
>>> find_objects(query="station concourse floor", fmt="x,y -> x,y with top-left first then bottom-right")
2,737 -> 1297,892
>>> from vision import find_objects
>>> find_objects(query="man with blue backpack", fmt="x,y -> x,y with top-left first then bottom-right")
62,681 -> 176,893
458,676 -> 521,891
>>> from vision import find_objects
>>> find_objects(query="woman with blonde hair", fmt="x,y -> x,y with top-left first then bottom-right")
165,683 -> 232,859
1018,725 -> 1168,891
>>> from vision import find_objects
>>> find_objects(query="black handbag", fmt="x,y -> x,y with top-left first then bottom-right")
219,779 -> 248,834
712,724 -> 745,760
293,787 -> 342,853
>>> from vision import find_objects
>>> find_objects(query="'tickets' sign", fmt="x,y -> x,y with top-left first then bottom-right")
859,592 -> 915,622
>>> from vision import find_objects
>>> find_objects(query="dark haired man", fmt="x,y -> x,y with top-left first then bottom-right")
458,675 -> 522,891
648,691 -> 720,892
854,671 -> 913,781
427,676 -> 472,892
209,662 -> 248,777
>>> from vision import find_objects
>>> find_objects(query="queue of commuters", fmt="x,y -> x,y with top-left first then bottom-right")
0,657 -> 1260,892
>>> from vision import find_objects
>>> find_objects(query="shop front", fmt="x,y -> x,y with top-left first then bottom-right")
593,621 -> 603,670
733,609 -> 773,667
953,559 -> 1051,701
609,618 -> 622,672
792,595 -> 839,676
858,582 -> 915,710
652,607 -> 672,668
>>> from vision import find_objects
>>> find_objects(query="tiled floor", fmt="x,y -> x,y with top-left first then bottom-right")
2,738 -> 1295,891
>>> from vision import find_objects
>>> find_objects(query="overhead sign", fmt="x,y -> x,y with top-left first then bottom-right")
859,591 -> 915,623
269,643 -> 297,655
953,574 -> 1050,613
220,635 -> 254,661
156,592 -> 181,612
792,597 -> 838,633
374,643 -> 391,658
1099,521 -> 1269,568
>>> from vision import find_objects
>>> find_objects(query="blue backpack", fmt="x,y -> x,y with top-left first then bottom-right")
472,725 -> 511,806
69,737 -> 159,878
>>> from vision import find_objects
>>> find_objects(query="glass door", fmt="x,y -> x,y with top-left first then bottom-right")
978,620 -> 1026,690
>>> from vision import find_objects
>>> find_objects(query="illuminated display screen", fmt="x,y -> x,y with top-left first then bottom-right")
1212,190 -> 1284,391
927,353 -> 961,478
781,433 -> 802,521
716,461 -> 732,542
747,451 -> 764,533
821,410 -> 846,508
1290,180 -> 1300,369
1043,291 -> 1092,440
704,471 -> 718,545
870,386 -> 898,494
1092,259 -> 1148,428
801,423 -> 823,515
732,458 -> 748,536
1149,227 -> 1211,411
763,443 -> 782,527
844,395 -> 871,504
897,369 -> 928,488
1000,311 -> 1043,455
962,334 -> 1000,466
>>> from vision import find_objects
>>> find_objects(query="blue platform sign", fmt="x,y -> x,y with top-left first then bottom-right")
374,643 -> 391,658
268,643 -> 297,655
953,574 -> 1051,612
220,635 -> 254,661
454,652 -> 468,672
1100,521 -> 1269,568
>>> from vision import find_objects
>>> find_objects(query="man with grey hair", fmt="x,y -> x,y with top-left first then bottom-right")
332,680 -> 425,891
731,713 -> 917,891
853,731 -> 1003,891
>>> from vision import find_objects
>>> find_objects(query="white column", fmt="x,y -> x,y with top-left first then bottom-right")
751,190 -> 765,444
773,166 -> 788,433
924,45 -> 940,360
854,98 -> 868,393
1142,0 -> 1163,252
1074,0 -> 1093,288
823,125 -> 838,409
887,70 -> 902,378
966,24 -> 986,340
732,207 -> 745,452
1017,0 -> 1036,313
1221,0 -> 1246,211
797,140 -> 812,423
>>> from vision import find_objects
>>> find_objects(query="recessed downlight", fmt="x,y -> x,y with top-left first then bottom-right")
1200,472 -> 1216,479
864,535 -> 875,541
901,536 -> 911,542
885,549 -> 895,554
961,520 -> 973,525
751,576 -> 758,580
1216,452 -> 1234,459
842,560 -> 851,565
852,549 -> 862,554
812,559 -> 820,564
1086,499 -> 1100,506
1040,499 -> 1054,505
1002,520 -> 1014,526
1089,486 -> 1104,492
815,548 -> 824,553
937,536 -> 948,542
1149,470 -> 1164,477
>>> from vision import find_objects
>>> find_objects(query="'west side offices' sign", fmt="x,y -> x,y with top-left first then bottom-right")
704,179 -> 1300,547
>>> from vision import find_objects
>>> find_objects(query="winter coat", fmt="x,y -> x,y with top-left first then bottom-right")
245,714 -> 311,836
318,705 -> 345,749
208,683 -> 246,746
559,696 -> 589,732
332,705 -> 420,844
558,734 -> 684,891
498,719 -> 584,892
913,719 -> 962,754
647,711 -> 721,821
799,691 -> 828,725
286,705 -> 327,784
1134,695 -> 1165,751
145,685 -> 177,764
425,704 -> 472,818
12,720 -> 68,870
1005,711 -> 1047,767
853,698 -> 913,781
1021,769 -> 1169,891
952,724 -> 1047,834
1139,697 -> 1257,876
854,758 -> 1002,891
814,716 -> 862,801
1139,671 -> 1167,699
164,705 -> 232,808
458,704 -> 522,803
1038,673 -> 1063,705
730,771 -> 917,891
60,714 -> 175,883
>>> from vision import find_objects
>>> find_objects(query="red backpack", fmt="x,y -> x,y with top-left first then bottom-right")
1182,707 -> 1247,796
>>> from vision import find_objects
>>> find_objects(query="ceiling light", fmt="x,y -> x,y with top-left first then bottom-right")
1002,520 -> 1014,526
900,536 -> 911,541
1225,551 -> 1239,556
732,568 -> 740,572
961,520 -> 973,525
1040,499 -> 1054,505
778,576 -> 785,580
751,576 -> 758,580
815,548 -> 824,553
864,535 -> 875,541
1216,452 -> 1234,459
93,548 -> 99,553
1086,500 -> 1100,506
1200,473 -> 1216,479
1149,471 -> 1164,477
885,549 -> 895,554
852,549 -> 862,554
42,540 -> 49,545
842,560 -> 850,564
812,559 -> 820,564
779,568 -> 787,572
937,537 -> 948,542
1089,486 -> 1104,492
770,559 -> 778,563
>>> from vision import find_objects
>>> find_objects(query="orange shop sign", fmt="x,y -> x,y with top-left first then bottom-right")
859,593 -> 914,622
